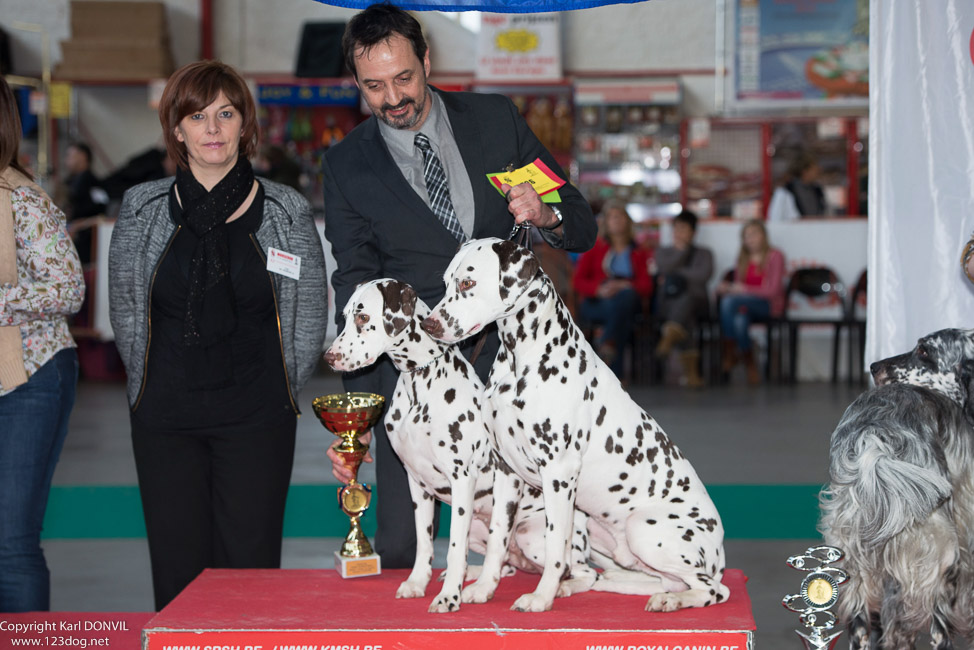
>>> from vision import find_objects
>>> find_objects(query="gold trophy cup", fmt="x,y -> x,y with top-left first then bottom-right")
312,392 -> 386,578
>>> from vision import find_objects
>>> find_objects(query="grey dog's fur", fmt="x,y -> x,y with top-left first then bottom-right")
820,328 -> 974,649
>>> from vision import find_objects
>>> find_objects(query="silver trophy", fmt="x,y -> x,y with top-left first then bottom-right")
782,545 -> 849,650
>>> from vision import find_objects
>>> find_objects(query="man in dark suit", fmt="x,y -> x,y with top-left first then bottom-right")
322,3 -> 597,568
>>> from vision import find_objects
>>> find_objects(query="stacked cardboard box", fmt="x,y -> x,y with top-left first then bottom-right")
54,0 -> 174,81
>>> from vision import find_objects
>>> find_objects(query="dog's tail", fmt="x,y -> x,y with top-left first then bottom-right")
821,407 -> 952,548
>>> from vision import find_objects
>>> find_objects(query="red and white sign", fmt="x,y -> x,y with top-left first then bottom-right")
476,13 -> 561,81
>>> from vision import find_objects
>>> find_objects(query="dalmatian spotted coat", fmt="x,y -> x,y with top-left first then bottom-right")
422,239 -> 729,613
323,279 -> 596,613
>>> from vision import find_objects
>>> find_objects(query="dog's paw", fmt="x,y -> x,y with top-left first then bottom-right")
395,580 -> 427,599
557,574 -> 596,598
645,591 -> 702,612
511,592 -> 553,612
461,579 -> 497,604
645,593 -> 682,612
463,565 -> 483,582
428,591 -> 462,613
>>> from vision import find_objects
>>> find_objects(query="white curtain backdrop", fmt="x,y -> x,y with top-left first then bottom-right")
868,0 -> 974,367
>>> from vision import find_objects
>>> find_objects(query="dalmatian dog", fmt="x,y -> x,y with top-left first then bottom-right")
422,239 -> 729,613
323,278 -> 597,613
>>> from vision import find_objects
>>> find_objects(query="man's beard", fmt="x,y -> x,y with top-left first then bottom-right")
376,85 -> 429,130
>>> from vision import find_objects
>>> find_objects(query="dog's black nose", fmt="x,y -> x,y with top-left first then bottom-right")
421,316 -> 444,339
323,349 -> 342,367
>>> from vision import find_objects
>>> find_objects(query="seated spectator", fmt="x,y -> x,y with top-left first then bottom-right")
716,219 -> 785,385
653,209 -> 714,388
572,200 -> 653,378
767,153 -> 827,221
63,142 -> 107,264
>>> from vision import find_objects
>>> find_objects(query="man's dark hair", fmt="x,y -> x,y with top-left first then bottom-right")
674,209 -> 699,232
342,3 -> 428,79
69,141 -> 93,164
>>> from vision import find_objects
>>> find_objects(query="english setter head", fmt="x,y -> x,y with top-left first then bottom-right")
870,328 -> 974,405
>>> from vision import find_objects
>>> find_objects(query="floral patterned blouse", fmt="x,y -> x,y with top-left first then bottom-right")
0,186 -> 85,396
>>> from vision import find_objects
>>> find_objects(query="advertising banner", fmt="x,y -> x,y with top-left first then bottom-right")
730,0 -> 869,109
476,13 -> 561,81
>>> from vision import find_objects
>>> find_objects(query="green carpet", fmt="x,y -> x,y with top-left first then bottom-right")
41,484 -> 825,540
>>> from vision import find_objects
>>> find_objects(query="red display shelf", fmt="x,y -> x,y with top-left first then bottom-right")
143,568 -> 754,650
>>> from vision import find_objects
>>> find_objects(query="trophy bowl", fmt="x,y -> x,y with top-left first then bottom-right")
312,392 -> 385,468
312,392 -> 386,436
311,392 -> 386,577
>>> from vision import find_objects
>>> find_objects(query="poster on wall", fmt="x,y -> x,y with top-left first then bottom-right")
729,0 -> 868,109
475,13 -> 561,82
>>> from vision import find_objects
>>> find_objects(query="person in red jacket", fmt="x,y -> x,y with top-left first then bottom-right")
572,200 -> 653,378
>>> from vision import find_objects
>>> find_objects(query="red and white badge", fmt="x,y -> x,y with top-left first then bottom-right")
267,247 -> 301,280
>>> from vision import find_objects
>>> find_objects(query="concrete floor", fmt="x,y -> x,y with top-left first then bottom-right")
44,367 -> 871,647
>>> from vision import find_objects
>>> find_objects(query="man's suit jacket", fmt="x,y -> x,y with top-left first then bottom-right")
323,87 -> 597,327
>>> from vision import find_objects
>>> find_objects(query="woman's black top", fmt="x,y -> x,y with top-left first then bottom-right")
132,184 -> 293,434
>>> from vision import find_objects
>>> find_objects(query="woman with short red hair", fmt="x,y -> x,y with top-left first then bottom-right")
108,60 -> 328,609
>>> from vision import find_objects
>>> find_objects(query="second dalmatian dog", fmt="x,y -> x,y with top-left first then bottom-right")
422,239 -> 729,613
323,279 -> 596,613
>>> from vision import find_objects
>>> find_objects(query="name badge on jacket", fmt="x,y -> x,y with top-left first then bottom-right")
267,247 -> 301,280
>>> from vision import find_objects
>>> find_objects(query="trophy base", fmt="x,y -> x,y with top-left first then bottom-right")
334,551 -> 381,579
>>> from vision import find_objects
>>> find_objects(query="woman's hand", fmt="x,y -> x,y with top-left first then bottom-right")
598,278 -> 630,298
717,281 -> 744,296
326,430 -> 373,483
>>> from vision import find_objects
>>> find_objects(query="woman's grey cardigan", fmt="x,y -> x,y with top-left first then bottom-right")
108,177 -> 328,411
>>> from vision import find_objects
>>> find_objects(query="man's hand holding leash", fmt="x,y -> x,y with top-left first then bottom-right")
502,182 -> 562,231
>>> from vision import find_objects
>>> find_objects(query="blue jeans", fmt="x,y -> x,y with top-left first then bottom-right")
0,348 -> 78,612
719,295 -> 771,352
580,288 -> 640,376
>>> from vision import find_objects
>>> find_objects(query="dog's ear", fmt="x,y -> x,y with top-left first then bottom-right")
400,283 -> 417,318
963,328 -> 974,361
493,239 -> 540,302
958,359 -> 974,425
376,280 -> 412,336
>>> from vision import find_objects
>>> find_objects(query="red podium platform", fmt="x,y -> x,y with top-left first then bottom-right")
143,568 -> 754,650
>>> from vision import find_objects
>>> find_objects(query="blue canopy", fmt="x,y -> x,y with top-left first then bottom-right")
313,0 -> 648,12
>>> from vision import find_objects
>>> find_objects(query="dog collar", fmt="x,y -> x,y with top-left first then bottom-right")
403,351 -> 447,373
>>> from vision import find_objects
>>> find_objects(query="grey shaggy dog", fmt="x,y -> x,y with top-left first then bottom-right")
820,328 -> 974,650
